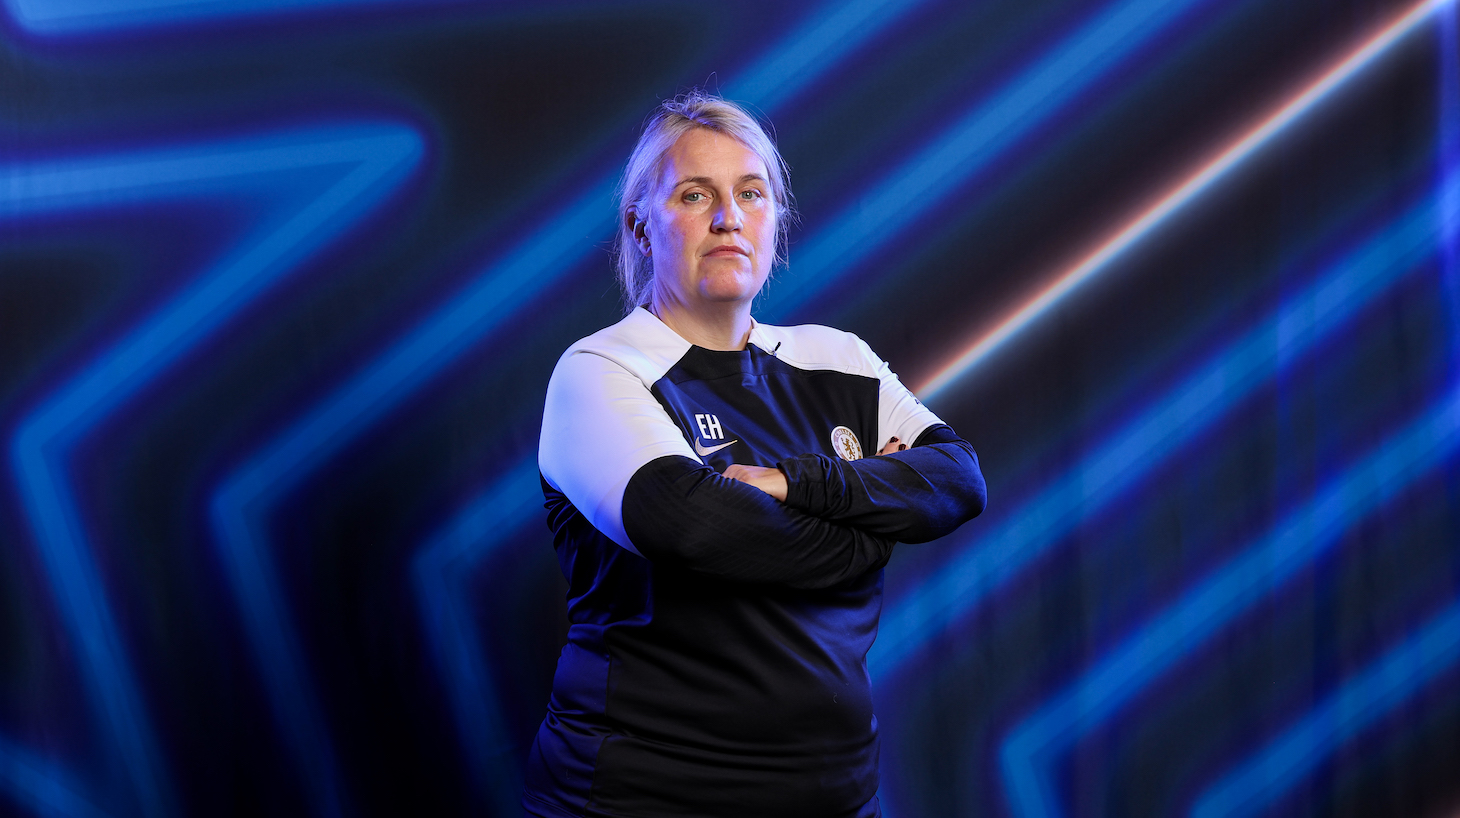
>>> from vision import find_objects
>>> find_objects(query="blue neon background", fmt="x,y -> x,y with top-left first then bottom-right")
2,0 -> 1457,815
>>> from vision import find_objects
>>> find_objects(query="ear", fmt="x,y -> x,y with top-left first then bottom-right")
624,206 -> 651,256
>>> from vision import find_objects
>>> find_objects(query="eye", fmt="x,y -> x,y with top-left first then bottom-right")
683,191 -> 705,203
739,189 -> 763,201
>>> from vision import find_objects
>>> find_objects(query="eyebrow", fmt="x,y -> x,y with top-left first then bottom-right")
673,173 -> 768,188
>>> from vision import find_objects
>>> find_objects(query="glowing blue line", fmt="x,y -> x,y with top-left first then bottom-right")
920,0 -> 1454,401
0,732 -> 110,818
3,130 -> 399,215
1440,7 -> 1460,372
1189,601 -> 1460,818
410,458 -> 540,813
999,383 -> 1460,818
4,122 -> 423,818
872,183 -> 1452,677
2,0 -> 449,35
208,181 -> 612,814
199,1 -> 935,806
763,0 -> 1220,321
726,0 -> 929,112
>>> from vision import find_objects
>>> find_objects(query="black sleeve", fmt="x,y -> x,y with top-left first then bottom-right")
775,424 -> 987,544
622,455 -> 896,589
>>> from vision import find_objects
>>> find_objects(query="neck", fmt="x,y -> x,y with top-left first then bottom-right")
649,296 -> 754,351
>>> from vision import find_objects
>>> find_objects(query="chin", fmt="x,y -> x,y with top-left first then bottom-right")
699,274 -> 768,303
699,288 -> 761,305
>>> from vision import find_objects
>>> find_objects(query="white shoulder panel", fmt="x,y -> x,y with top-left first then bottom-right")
750,320 -> 944,454
539,309 -> 694,554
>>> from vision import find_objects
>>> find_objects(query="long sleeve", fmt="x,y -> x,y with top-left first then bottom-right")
540,337 -> 893,587
531,310 -> 921,818
776,424 -> 987,543
622,455 -> 895,589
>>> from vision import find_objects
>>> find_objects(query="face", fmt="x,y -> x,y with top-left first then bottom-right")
632,128 -> 777,314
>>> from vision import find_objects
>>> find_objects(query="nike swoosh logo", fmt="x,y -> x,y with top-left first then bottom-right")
694,438 -> 738,457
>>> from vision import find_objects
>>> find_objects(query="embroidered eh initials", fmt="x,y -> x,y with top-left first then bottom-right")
694,413 -> 724,440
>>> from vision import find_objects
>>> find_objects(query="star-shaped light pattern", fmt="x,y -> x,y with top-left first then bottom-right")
1,0 -> 1456,815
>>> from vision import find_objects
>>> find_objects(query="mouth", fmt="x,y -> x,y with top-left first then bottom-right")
703,245 -> 750,258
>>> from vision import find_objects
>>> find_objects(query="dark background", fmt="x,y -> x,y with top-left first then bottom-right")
2,0 -> 1459,815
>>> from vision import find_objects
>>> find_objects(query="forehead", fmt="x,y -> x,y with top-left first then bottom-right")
657,128 -> 770,186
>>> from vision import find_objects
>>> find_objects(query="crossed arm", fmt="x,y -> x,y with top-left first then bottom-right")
724,423 -> 986,544
622,424 -> 985,588
724,430 -> 920,500
543,347 -> 985,588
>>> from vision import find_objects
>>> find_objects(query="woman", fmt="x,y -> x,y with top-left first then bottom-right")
525,90 -> 986,818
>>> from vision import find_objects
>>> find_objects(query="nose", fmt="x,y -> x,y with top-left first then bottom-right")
711,197 -> 743,232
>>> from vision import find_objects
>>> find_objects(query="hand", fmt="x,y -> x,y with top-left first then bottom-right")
878,436 -> 909,456
723,464 -> 788,502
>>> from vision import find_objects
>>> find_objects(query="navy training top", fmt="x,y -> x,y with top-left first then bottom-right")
525,308 -> 985,818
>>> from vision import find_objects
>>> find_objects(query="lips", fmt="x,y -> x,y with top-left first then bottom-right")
703,244 -> 749,257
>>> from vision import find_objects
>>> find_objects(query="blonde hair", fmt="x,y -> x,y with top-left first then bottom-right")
614,90 -> 795,312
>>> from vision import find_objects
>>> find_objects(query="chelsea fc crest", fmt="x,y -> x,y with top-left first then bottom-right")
830,426 -> 862,461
